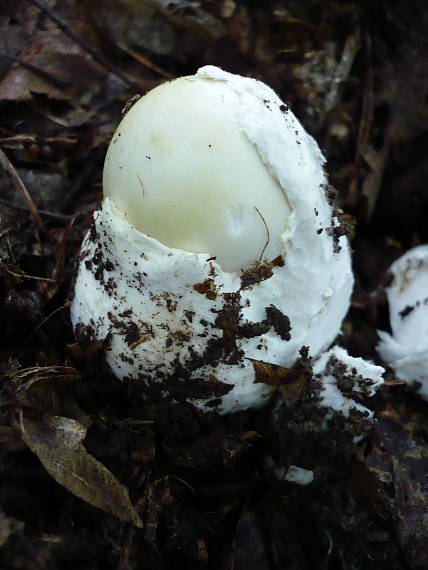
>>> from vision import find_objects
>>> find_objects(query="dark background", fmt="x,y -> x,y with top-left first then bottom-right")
0,1 -> 428,569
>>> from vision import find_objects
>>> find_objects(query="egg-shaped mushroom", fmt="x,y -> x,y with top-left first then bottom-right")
71,66 -> 354,414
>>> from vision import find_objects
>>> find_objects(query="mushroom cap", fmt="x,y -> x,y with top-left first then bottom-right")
377,244 -> 428,395
103,76 -> 291,272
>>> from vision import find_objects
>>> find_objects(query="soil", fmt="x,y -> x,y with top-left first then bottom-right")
1,1 -> 428,569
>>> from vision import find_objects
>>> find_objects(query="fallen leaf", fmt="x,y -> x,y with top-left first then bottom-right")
17,410 -> 143,527
0,20 -> 105,101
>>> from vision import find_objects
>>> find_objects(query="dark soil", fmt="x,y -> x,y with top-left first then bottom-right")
1,1 -> 428,569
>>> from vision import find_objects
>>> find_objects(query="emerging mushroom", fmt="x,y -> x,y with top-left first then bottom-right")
377,244 -> 428,398
71,66 -> 354,414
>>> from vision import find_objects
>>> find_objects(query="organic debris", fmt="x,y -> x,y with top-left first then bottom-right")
1,1 -> 428,569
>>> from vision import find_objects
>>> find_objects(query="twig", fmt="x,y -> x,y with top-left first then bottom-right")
355,32 -> 373,159
0,134 -> 78,148
254,206 -> 270,264
0,197 -> 75,220
171,476 -> 196,494
0,147 -> 44,231
2,265 -> 57,283
116,43 -> 174,80
0,226 -> 12,239
349,31 -> 373,207
26,300 -> 70,340
56,214 -> 78,276
24,0 -> 141,90
4,301 -> 71,360
7,236 -> 17,264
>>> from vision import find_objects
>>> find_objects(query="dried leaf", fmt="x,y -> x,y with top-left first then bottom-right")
17,411 -> 143,527
92,0 -> 225,60
0,20 -> 105,101
251,359 -> 308,390
0,1 -> 40,76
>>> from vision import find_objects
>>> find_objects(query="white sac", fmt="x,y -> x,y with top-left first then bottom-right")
264,457 -> 315,485
71,66 -> 354,414
284,465 -> 315,485
377,245 -> 428,398
313,346 -> 384,419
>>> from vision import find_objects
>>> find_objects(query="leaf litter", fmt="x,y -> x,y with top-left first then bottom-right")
0,1 -> 428,569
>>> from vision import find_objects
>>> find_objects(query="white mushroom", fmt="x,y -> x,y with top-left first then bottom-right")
103,74 -> 291,273
313,345 -> 384,420
377,244 -> 428,398
71,66 -> 354,414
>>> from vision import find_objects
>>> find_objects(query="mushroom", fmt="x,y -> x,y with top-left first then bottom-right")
313,345 -> 384,420
71,66 -> 354,414
377,244 -> 428,398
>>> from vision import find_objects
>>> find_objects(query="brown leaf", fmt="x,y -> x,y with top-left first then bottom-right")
0,1 -> 39,76
0,19 -> 105,101
17,410 -> 143,527
92,0 -> 225,61
252,359 -> 304,388
252,356 -> 313,406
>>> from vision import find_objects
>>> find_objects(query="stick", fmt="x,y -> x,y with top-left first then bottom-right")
0,147 -> 44,231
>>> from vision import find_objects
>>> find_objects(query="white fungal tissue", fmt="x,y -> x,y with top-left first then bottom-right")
377,245 -> 428,398
264,456 -> 315,485
71,65 -> 355,414
313,346 -> 384,420
284,465 -> 315,486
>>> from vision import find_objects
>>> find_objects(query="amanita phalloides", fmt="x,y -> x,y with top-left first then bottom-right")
71,66 -> 355,414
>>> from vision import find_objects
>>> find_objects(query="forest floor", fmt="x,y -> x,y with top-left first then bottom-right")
1,1 -> 428,569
